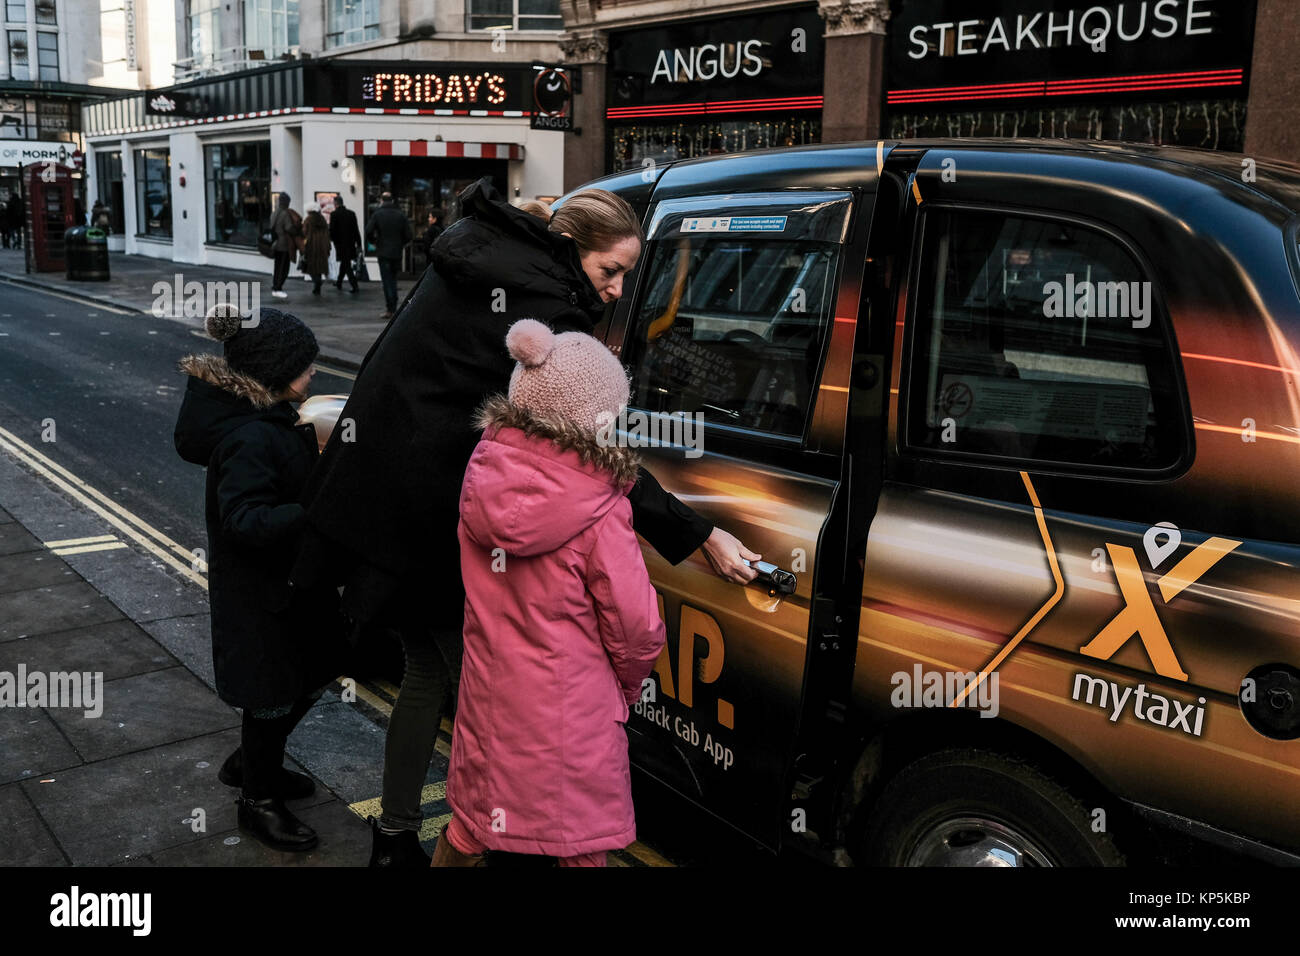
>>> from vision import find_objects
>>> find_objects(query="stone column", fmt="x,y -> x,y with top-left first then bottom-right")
558,30 -> 608,193
1243,0 -> 1300,163
818,0 -> 890,144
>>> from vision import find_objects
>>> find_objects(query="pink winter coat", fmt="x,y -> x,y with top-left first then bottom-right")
447,397 -> 667,857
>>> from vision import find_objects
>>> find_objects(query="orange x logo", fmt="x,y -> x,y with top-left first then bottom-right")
1080,536 -> 1241,681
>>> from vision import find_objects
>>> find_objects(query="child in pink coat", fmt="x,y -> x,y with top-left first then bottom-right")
435,318 -> 667,867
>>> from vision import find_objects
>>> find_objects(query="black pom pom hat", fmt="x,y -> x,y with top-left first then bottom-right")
205,303 -> 318,392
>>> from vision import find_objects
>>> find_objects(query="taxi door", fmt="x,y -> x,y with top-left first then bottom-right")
607,189 -> 868,848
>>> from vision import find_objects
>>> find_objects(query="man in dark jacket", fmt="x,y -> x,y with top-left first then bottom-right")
175,305 -> 345,853
290,177 -> 755,867
330,196 -> 362,293
365,191 -> 411,319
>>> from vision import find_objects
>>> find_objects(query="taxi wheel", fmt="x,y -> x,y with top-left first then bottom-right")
860,748 -> 1124,867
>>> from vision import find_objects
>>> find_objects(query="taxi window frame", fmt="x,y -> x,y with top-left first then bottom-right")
897,201 -> 1195,481
621,190 -> 855,451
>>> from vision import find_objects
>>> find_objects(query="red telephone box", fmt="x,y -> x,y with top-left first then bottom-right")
23,163 -> 75,273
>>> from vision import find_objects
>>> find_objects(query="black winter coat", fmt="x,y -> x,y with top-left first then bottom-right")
174,353 -> 345,709
365,203 -> 411,260
329,206 -> 361,260
290,177 -> 712,626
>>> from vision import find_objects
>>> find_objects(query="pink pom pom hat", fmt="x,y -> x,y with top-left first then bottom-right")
505,318 -> 630,434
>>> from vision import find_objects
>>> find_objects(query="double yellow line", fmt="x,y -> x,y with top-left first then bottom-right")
0,423 -> 209,589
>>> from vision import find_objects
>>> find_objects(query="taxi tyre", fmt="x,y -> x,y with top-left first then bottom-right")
860,747 -> 1125,867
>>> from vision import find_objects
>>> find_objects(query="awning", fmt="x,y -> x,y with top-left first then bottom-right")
345,140 -> 524,160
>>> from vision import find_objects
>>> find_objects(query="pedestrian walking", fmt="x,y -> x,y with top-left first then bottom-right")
288,178 -> 759,868
268,192 -> 302,299
365,191 -> 411,319
301,203 -> 331,295
330,196 -> 362,293
420,207 -> 444,261
432,319 -> 666,867
174,305 -> 346,852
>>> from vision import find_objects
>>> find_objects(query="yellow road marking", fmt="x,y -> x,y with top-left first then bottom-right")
51,541 -> 129,556
951,471 -> 1064,707
0,425 -> 209,588
44,534 -> 118,547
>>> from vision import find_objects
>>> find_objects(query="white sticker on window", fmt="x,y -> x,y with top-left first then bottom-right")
937,374 -> 1147,443
680,215 -> 787,234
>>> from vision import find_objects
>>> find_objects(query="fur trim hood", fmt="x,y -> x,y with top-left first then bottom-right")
178,353 -> 277,409
474,394 -> 639,486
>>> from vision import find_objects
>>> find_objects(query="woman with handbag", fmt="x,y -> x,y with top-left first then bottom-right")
301,203 -> 331,296
268,193 -> 302,299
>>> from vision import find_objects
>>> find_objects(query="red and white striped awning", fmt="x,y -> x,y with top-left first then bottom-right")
345,140 -> 524,160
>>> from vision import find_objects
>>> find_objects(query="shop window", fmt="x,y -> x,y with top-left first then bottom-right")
243,0 -> 299,58
205,141 -> 270,247
93,151 -> 125,235
35,29 -> 54,81
326,0 -> 378,47
905,208 -> 1183,471
610,118 -> 821,173
467,0 -> 560,33
134,148 -> 172,239
7,29 -> 27,80
628,235 -> 839,437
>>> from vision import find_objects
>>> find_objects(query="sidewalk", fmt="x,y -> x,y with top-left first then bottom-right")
0,247 -> 405,370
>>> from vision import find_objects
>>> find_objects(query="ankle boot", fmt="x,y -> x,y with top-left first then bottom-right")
237,796 -> 319,852
367,816 -> 432,868
219,748 -> 316,799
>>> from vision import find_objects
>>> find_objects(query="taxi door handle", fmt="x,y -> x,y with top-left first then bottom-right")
744,559 -> 797,596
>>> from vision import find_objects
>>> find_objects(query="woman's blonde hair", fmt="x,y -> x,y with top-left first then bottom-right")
517,199 -> 552,221
548,188 -> 643,253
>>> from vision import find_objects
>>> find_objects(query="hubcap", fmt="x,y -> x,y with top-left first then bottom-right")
904,816 -> 1055,867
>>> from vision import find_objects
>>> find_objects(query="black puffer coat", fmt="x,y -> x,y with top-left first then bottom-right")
174,353 -> 344,709
290,177 -> 711,626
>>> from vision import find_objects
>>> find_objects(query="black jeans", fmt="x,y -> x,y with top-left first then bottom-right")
335,251 -> 357,289
379,618 -> 464,832
377,257 -> 400,312
240,694 -> 317,799
272,250 -> 292,291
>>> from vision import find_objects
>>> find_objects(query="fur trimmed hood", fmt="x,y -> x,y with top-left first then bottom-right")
178,352 -> 277,409
474,394 -> 639,486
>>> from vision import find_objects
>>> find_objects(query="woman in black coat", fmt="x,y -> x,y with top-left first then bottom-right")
290,177 -> 759,866
175,306 -> 344,853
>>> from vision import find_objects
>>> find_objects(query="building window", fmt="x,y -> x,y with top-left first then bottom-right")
135,148 -> 172,239
94,150 -> 125,235
326,0 -> 378,47
188,0 -> 221,65
7,29 -> 27,80
35,29 -> 54,80
904,208 -> 1183,472
5,0 -> 24,22
205,141 -> 270,247
33,0 -> 54,24
467,0 -> 561,33
244,0 -> 299,58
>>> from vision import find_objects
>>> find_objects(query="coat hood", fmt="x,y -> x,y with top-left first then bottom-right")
430,179 -> 605,320
459,395 -> 640,558
174,353 -> 293,465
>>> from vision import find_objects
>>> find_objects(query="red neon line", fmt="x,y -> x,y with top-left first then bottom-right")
885,81 -> 1049,96
608,102 -> 822,117
1047,68 -> 1242,86
1044,79 -> 1243,96
607,96 -> 822,115
888,68 -> 1244,103
1048,73 -> 1241,91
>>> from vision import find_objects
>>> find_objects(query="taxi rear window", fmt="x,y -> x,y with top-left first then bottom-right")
905,208 -> 1185,472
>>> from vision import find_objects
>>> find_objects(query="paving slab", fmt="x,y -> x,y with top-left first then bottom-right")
0,580 -> 124,641
0,506 -> 13,522
44,665 -> 238,763
0,783 -> 67,865
0,521 -> 43,556
0,550 -> 79,594
0,707 -> 82,784
22,727 -> 243,865
149,797 -> 370,867
139,613 -> 215,691
2,619 -> 176,683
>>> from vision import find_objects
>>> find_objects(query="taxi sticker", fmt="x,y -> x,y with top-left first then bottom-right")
680,215 -> 788,233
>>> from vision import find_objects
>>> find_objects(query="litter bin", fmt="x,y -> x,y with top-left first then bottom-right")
65,226 -> 110,281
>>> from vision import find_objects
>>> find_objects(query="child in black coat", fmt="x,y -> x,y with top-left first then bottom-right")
175,305 -> 343,852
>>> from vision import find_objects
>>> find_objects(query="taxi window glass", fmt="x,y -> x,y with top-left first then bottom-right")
906,209 -> 1183,470
628,235 -> 839,437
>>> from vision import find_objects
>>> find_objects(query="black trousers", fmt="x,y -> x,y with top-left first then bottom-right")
272,250 -> 292,291
240,694 -> 316,798
335,250 -> 357,288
